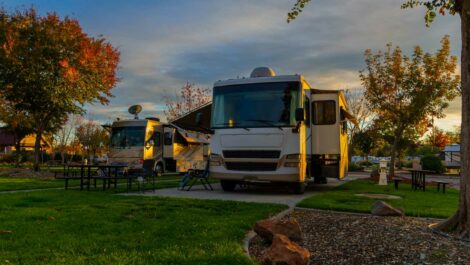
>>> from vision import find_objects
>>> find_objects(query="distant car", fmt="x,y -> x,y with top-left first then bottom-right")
94,155 -> 108,163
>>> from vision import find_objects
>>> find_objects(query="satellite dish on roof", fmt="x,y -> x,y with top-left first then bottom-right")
128,105 -> 142,119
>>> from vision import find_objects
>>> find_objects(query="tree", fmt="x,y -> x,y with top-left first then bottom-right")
447,125 -> 461,144
0,8 -> 119,171
53,114 -> 81,164
75,119 -> 109,161
352,128 -> 376,160
360,36 -> 459,177
426,126 -> 451,150
164,82 -> 211,121
345,88 -> 373,159
287,0 -> 470,239
0,95 -> 33,167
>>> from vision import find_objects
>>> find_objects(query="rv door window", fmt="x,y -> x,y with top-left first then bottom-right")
304,96 -> 310,126
164,132 -> 173,145
153,132 -> 161,147
312,100 -> 336,125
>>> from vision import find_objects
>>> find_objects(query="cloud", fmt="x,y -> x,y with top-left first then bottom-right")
3,0 -> 462,130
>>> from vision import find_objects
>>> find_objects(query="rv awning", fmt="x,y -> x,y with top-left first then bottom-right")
176,128 -> 210,144
340,108 -> 358,126
170,103 -> 212,134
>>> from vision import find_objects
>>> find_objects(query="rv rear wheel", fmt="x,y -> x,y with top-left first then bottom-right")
154,163 -> 163,176
291,182 -> 306,194
220,180 -> 237,191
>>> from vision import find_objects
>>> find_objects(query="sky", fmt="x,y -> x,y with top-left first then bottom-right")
2,0 -> 462,130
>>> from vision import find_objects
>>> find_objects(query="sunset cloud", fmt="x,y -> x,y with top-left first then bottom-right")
3,0 -> 462,129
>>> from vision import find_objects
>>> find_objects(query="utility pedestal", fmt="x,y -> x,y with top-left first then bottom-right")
378,160 -> 388,186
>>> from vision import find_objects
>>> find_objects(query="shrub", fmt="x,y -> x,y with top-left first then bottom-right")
348,162 -> 364,172
421,155 -> 445,173
0,154 -> 16,163
358,160 -> 374,167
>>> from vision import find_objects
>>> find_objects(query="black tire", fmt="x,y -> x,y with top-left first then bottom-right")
220,180 -> 237,191
292,182 -> 306,194
154,163 -> 164,177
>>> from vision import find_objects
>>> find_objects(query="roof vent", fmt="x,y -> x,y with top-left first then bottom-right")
250,67 -> 276,78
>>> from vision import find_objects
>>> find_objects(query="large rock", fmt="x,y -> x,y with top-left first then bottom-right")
254,219 -> 302,243
262,234 -> 310,265
371,200 -> 404,217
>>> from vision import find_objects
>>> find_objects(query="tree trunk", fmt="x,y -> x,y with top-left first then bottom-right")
33,131 -> 42,172
438,5 -> 470,238
14,136 -> 21,168
389,131 -> 401,178
457,4 -> 470,238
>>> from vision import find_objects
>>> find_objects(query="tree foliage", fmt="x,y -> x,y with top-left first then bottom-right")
164,82 -> 211,121
75,119 -> 109,160
360,36 -> 460,176
401,0 -> 462,26
0,7 -> 119,170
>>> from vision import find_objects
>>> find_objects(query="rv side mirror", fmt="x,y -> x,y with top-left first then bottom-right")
295,108 -> 305,122
195,112 -> 203,126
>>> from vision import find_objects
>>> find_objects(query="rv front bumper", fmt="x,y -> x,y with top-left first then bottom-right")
209,165 -> 302,183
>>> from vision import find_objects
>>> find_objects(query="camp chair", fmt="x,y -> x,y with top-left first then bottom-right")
179,161 -> 213,191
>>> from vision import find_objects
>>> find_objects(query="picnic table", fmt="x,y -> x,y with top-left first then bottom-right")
59,164 -> 127,191
409,169 -> 434,192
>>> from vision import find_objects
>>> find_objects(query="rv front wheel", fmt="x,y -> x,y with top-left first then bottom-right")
220,180 -> 237,191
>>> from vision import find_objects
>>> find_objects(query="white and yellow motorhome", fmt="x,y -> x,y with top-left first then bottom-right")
108,108 -> 210,174
207,67 -> 355,193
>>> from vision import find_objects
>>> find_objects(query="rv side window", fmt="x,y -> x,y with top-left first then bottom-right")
153,132 -> 161,147
312,100 -> 336,125
164,132 -> 172,145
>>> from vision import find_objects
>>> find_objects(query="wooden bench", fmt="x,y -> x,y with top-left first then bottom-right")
392,178 -> 403,190
435,181 -> 449,194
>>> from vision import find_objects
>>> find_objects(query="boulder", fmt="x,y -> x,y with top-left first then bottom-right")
371,200 -> 404,217
262,234 -> 310,265
254,219 -> 302,243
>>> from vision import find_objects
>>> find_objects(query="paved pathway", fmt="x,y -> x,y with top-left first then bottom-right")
123,174 -> 368,207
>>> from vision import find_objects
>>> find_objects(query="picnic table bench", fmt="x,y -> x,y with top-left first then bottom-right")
55,163 -> 156,192
435,181 -> 449,194
409,170 -> 433,192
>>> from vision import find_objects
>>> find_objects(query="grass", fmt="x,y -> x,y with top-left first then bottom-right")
0,168 -> 187,193
0,177 -> 79,192
298,179 -> 459,218
0,190 -> 285,265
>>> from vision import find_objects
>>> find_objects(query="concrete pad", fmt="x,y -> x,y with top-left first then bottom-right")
123,176 -> 366,207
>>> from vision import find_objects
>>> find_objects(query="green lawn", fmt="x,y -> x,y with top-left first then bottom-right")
0,190 -> 285,265
0,172 -> 186,192
298,179 -> 459,218
0,177 -> 78,192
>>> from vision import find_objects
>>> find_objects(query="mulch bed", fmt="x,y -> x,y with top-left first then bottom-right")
249,209 -> 470,265
0,168 -> 56,179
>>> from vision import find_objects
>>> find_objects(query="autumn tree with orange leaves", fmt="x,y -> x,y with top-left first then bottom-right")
0,8 -> 119,171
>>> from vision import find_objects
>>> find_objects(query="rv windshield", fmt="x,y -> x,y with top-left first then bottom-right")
211,82 -> 300,129
110,126 -> 146,148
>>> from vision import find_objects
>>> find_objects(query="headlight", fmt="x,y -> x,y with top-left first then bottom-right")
284,162 -> 300,167
209,154 -> 221,166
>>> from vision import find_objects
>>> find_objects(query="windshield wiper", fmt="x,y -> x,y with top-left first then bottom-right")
215,123 -> 250,131
244,120 -> 283,131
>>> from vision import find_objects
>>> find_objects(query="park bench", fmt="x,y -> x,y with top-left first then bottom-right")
54,163 -> 83,190
392,178 -> 403,190
435,181 -> 449,194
